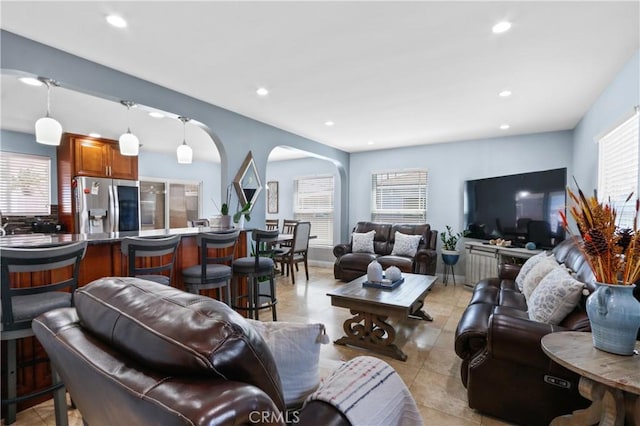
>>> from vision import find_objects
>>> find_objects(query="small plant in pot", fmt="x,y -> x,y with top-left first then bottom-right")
440,225 -> 469,265
233,202 -> 251,228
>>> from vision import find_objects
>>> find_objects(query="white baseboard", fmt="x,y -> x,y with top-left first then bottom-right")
308,260 -> 333,268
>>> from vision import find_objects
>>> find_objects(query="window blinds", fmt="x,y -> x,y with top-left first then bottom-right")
0,152 -> 51,215
371,170 -> 428,223
597,109 -> 640,229
294,175 -> 334,246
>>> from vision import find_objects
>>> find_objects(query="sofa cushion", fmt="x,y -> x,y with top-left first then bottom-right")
247,319 -> 328,407
390,231 -> 422,257
352,230 -> 376,253
527,267 -> 585,325
515,250 -> 552,291
74,277 -> 286,410
377,255 -> 414,272
522,259 -> 559,301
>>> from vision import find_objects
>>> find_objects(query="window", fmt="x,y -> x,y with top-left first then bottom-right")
140,178 -> 202,230
598,109 -> 640,229
294,175 -> 334,247
0,152 -> 51,215
371,170 -> 427,223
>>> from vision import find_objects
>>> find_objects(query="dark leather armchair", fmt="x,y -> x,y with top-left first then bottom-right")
33,277 -> 352,426
333,222 -> 437,282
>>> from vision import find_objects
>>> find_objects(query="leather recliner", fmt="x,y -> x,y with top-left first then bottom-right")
454,238 -> 600,426
33,277 -> 352,426
333,222 -> 438,281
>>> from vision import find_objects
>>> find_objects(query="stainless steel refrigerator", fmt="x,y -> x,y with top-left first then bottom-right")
74,176 -> 140,234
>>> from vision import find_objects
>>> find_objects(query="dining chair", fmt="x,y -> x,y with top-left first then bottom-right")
231,229 -> 280,320
121,235 -> 181,286
1,241 -> 88,426
182,230 -> 240,305
265,219 -> 280,231
279,219 -> 299,250
274,222 -> 311,285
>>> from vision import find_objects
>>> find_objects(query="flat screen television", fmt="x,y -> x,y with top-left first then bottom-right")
464,168 -> 567,249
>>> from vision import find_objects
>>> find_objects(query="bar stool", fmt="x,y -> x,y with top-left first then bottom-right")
1,241 -> 87,426
182,230 -> 240,304
121,235 -> 181,286
232,229 -> 279,320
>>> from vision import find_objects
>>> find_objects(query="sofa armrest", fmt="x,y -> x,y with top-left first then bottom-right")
413,248 -> 437,275
498,263 -> 521,280
454,303 -> 495,360
487,313 -> 565,370
333,243 -> 352,259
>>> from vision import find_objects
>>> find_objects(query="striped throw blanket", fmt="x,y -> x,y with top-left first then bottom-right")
304,356 -> 423,426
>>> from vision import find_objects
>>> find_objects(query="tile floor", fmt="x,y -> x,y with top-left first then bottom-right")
9,266 -> 512,426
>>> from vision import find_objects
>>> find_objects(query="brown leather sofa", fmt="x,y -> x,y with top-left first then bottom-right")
33,277 -> 353,426
333,222 -> 438,281
454,238 -> 598,426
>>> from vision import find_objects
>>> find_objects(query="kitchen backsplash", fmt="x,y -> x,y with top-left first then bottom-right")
3,205 -> 61,234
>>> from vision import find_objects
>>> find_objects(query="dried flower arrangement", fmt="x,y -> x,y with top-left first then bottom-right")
560,181 -> 640,285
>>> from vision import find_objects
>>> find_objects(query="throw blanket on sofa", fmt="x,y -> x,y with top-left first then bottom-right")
305,356 -> 423,426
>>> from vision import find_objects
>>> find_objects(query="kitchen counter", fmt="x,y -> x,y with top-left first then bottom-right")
0,226 -> 235,248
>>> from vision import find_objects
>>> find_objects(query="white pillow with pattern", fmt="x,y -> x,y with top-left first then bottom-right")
528,267 -> 584,324
522,258 -> 559,301
390,231 -> 422,257
516,251 -> 553,291
352,230 -> 376,253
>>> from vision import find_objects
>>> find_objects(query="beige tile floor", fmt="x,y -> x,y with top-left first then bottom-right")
10,266 -> 512,426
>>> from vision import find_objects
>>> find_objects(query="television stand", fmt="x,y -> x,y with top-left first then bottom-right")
464,240 -> 542,288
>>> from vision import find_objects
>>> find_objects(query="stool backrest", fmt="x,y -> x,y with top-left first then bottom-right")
251,229 -> 280,268
1,241 -> 87,332
197,230 -> 240,267
121,235 -> 181,282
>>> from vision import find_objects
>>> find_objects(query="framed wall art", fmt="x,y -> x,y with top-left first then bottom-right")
267,181 -> 279,214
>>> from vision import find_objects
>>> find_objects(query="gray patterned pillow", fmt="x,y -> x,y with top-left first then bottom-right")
522,258 -> 559,301
390,231 -> 422,257
515,251 -> 553,291
352,230 -> 376,253
527,267 -> 584,325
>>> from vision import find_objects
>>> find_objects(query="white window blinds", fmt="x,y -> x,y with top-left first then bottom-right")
597,109 -> 640,229
0,152 -> 51,215
294,175 -> 334,246
371,170 -> 427,223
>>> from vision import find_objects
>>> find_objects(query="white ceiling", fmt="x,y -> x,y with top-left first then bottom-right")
1,1 -> 639,159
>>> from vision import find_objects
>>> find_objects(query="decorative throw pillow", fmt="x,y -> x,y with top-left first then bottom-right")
247,319 -> 329,407
528,267 -> 585,325
390,231 -> 422,257
521,258 -> 559,302
515,251 -> 553,291
352,230 -> 376,253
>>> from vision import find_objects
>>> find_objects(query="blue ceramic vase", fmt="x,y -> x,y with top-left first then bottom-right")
586,283 -> 640,355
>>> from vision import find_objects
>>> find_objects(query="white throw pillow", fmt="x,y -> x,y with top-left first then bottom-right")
521,258 -> 559,301
247,319 -> 329,407
515,251 -> 553,291
390,231 -> 422,257
352,230 -> 376,253
528,267 -> 585,325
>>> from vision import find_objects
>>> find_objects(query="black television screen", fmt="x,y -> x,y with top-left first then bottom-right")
464,168 -> 567,248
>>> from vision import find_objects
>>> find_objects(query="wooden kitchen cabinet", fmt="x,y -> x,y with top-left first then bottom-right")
64,133 -> 138,179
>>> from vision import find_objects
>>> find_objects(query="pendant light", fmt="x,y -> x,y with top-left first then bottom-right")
119,100 -> 139,156
35,78 -> 63,146
176,116 -> 193,164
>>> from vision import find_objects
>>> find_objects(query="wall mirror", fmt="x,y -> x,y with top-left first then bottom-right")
233,151 -> 262,210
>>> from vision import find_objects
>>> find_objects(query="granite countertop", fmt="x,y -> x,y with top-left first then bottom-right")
0,226 -> 237,248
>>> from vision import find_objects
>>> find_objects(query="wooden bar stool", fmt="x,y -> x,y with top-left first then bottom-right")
121,235 -> 181,286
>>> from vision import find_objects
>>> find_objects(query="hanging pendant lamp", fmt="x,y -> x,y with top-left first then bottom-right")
35,78 -> 63,146
176,116 -> 193,164
119,100 -> 139,156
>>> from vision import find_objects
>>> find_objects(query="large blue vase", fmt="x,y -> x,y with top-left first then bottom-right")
586,283 -> 640,355
441,250 -> 460,266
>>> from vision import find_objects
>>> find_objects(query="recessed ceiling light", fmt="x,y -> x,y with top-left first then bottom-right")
498,90 -> 512,97
500,124 -> 510,130
324,121 -> 335,127
148,111 -> 164,119
19,77 -> 43,86
492,21 -> 512,34
256,87 -> 269,96
106,14 -> 127,28
367,140 -> 375,145
89,133 -> 101,138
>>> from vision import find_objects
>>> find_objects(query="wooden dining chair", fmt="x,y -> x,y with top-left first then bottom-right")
265,219 -> 280,231
274,222 -> 311,284
279,219 -> 299,249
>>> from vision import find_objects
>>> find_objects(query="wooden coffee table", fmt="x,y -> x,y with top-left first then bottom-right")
327,273 -> 437,361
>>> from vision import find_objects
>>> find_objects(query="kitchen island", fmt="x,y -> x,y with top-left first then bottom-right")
1,227 -> 250,415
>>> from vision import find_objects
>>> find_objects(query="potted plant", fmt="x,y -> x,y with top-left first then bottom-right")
218,185 -> 233,229
562,183 -> 640,355
440,225 -> 469,266
233,202 -> 251,228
